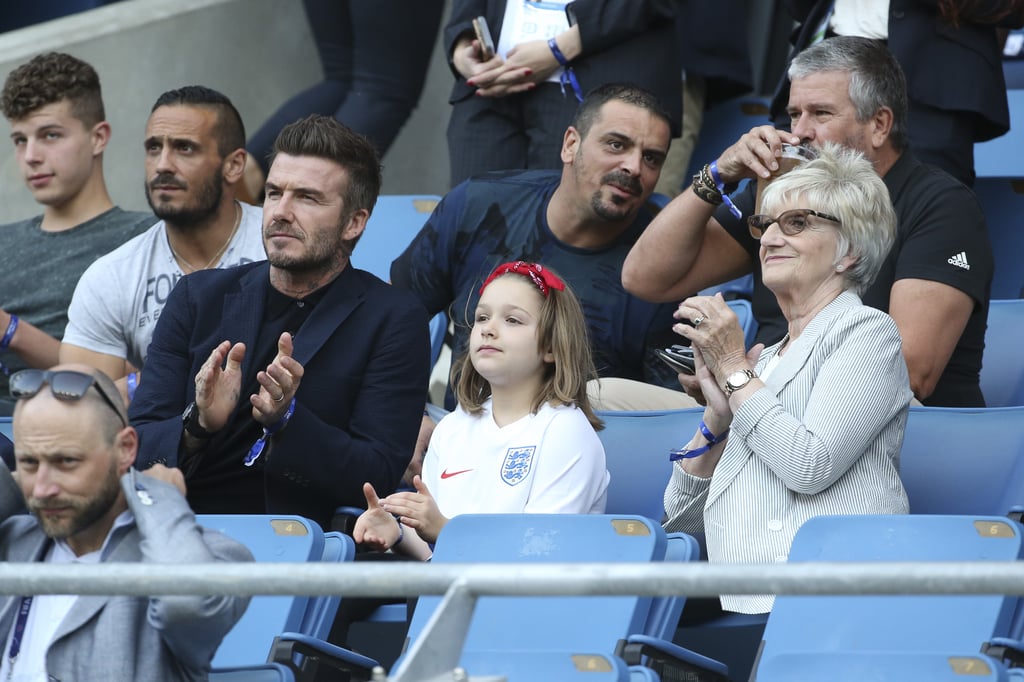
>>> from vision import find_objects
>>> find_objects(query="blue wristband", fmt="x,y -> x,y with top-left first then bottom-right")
0,314 -> 19,350
709,161 -> 742,220
547,38 -> 584,103
243,397 -> 296,467
669,420 -> 729,461
126,372 -> 138,403
0,314 -> 19,376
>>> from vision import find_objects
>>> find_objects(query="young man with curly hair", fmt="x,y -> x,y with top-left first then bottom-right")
0,53 -> 153,413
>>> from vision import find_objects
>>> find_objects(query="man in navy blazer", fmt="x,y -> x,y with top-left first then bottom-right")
129,115 -> 431,530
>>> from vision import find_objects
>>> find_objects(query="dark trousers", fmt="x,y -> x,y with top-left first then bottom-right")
446,82 -> 581,188
247,0 -> 445,168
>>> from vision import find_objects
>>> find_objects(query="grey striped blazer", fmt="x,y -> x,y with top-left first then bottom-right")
664,291 -> 913,613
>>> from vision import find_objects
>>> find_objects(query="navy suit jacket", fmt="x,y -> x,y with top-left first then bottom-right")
773,0 -> 1023,141
129,262 -> 431,529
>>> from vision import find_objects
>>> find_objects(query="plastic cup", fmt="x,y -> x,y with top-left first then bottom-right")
754,143 -> 818,214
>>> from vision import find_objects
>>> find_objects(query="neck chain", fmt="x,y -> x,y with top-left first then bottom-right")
170,202 -> 242,274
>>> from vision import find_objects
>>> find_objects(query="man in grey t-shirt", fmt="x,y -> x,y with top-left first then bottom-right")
0,53 -> 153,413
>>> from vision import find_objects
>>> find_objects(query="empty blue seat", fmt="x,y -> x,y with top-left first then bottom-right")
757,651 -> 1013,682
355,194 -> 439,282
595,409 -> 704,521
900,406 -> 1024,515
199,515 -> 350,669
982,300 -> 1024,407
754,514 -> 1024,681
390,514 -> 725,681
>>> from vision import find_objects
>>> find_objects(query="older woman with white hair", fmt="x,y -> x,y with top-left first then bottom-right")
664,143 -> 913,615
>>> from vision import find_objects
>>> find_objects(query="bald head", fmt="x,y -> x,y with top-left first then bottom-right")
13,364 -> 127,445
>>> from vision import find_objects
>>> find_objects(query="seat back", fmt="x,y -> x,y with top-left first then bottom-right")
200,515 -> 330,668
644,532 -> 701,641
757,651 -> 1012,682
297,530 -> 355,639
974,178 -> 1024,300
758,515 -> 1024,666
354,194 -> 439,281
596,409 -> 704,521
407,514 -> 667,661
900,406 -> 1024,515
0,416 -> 11,441
727,298 -> 758,349
982,300 -> 1024,407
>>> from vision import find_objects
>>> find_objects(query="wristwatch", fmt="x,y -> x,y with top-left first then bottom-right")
182,401 -> 213,439
724,369 -> 758,396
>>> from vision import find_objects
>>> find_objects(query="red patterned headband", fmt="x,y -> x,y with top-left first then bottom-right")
479,261 -> 566,298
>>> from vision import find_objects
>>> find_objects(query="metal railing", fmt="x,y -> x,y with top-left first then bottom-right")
5,561 -> 1024,681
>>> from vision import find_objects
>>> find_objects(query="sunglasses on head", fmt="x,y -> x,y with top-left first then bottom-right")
9,369 -> 127,427
747,208 -> 841,239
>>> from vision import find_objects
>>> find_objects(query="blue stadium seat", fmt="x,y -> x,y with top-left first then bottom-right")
0,416 -> 11,441
200,515 -> 354,672
355,194 -> 439,281
756,651 -> 1014,682
727,298 -> 758,349
390,514 -> 726,682
982,299 -> 1024,407
595,408 -> 704,521
754,514 -> 1024,681
900,406 -> 1024,515
210,663 -> 296,682
353,194 -> 447,366
976,90 -> 1024,180
974,178 -> 1024,299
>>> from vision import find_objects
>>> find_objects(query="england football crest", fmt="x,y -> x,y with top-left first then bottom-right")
501,445 -> 536,486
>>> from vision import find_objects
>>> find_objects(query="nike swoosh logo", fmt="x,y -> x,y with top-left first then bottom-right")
440,468 -> 474,479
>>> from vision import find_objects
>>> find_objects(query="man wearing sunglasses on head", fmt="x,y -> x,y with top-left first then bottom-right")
0,365 -> 251,681
623,36 -> 992,407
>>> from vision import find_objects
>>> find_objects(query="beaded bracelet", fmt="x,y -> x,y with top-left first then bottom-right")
691,165 -> 724,205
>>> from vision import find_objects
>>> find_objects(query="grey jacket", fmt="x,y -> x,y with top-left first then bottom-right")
664,292 -> 913,613
0,466 -> 252,681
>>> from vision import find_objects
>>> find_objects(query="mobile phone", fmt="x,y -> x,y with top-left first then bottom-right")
472,16 -> 495,61
655,346 -> 696,376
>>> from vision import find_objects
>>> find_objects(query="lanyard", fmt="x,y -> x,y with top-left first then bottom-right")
5,596 -> 33,679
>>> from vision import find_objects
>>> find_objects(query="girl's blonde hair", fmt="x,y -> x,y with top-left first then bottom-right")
452,264 -> 603,431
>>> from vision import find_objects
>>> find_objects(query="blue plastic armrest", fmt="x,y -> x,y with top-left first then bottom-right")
270,631 -> 380,682
618,633 -> 729,680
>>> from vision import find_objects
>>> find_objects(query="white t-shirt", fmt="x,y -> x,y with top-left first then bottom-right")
422,399 -> 609,517
830,0 -> 889,40
63,202 -> 266,370
497,0 -> 571,84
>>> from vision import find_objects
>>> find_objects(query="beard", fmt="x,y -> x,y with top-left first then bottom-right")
28,459 -> 122,542
146,168 -> 224,229
589,169 -> 642,221
264,213 -> 353,274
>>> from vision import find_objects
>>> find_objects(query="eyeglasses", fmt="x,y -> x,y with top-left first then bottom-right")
747,208 -> 841,239
9,369 -> 127,427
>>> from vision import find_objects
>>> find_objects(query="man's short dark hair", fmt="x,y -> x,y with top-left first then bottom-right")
271,114 -> 382,214
1,52 -> 105,126
571,83 -> 672,140
151,85 -> 246,158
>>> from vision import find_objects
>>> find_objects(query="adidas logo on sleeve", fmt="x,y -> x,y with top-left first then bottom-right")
947,251 -> 970,270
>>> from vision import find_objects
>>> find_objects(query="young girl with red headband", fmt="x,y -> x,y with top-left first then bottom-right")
354,260 -> 610,560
